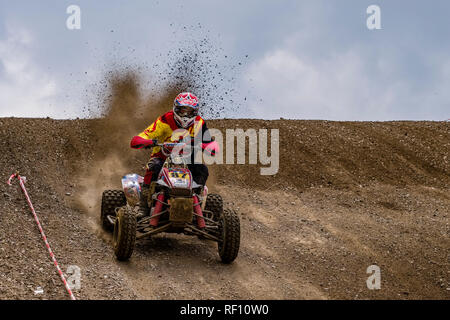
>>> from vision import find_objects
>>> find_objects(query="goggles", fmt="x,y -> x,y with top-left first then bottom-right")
174,105 -> 198,118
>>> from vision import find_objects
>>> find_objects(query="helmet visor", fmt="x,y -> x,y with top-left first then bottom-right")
174,105 -> 198,118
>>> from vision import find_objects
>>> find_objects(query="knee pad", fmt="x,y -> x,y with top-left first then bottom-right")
147,158 -> 164,171
190,164 -> 209,186
145,158 -> 164,184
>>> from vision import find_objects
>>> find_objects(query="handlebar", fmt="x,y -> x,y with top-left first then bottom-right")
155,142 -> 203,150
153,141 -> 204,157
154,142 -> 187,148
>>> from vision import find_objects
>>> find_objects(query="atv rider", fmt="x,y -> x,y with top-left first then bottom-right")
130,92 -> 219,218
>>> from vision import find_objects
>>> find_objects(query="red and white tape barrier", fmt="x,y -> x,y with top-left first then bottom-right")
7,172 -> 76,300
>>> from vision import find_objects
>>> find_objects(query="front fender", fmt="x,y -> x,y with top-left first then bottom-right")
121,174 -> 143,206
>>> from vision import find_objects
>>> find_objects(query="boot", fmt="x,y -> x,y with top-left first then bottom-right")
136,185 -> 150,219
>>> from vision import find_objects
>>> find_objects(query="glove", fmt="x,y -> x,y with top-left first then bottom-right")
130,136 -> 157,149
202,141 -> 220,156
143,139 -> 157,149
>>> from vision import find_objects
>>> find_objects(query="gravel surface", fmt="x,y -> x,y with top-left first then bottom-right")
0,117 -> 448,299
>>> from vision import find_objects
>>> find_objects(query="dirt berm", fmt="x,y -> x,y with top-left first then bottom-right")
0,117 -> 448,299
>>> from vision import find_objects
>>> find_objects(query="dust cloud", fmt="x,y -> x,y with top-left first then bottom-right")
73,70 -> 192,218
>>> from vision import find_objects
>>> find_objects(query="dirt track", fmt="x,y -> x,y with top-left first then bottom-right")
0,117 -> 449,299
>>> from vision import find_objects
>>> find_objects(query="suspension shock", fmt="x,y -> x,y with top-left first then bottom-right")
193,195 -> 206,228
150,192 -> 165,227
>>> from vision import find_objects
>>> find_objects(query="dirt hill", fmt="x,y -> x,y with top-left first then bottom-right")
0,117 -> 448,299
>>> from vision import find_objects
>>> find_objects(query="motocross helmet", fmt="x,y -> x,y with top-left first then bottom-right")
173,92 -> 199,128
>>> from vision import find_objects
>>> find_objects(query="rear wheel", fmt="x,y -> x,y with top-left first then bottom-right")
113,206 -> 136,261
197,193 -> 223,240
204,193 -> 223,221
101,190 -> 126,232
218,208 -> 240,263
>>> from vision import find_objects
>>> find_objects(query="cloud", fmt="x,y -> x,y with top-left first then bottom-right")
0,23 -> 59,118
244,44 -> 450,121
246,48 -> 378,120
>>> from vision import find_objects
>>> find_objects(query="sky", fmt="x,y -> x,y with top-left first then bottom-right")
0,0 -> 449,120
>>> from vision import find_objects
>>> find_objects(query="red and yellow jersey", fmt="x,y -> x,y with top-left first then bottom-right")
136,110 -> 207,157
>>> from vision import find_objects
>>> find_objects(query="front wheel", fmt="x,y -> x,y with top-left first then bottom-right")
218,208 -> 240,263
113,206 -> 137,261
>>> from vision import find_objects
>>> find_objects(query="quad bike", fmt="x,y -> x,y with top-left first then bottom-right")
100,142 -> 240,263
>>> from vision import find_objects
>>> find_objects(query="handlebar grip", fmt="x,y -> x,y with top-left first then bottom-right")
143,139 -> 158,149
